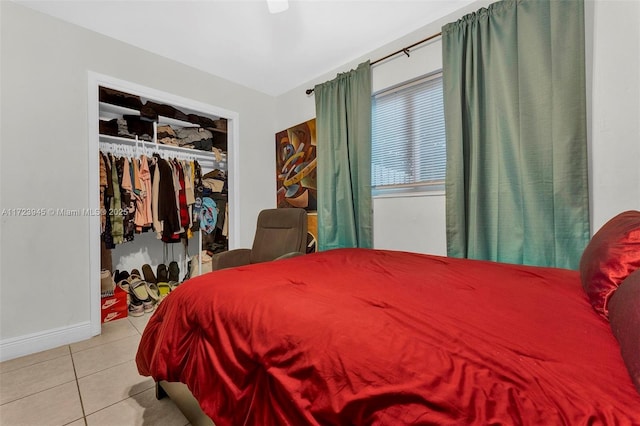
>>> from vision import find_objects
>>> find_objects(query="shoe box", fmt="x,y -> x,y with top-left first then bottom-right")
101,286 -> 128,323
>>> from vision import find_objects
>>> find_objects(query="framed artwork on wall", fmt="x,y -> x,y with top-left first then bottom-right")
275,118 -> 318,252
276,119 -> 317,210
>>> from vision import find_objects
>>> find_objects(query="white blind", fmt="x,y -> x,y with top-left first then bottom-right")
372,73 -> 446,189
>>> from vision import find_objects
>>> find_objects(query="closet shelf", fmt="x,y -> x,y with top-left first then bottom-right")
100,102 -> 227,133
99,102 -> 140,121
158,115 -> 199,129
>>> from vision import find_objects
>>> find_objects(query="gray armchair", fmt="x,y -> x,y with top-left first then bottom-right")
211,208 -> 308,270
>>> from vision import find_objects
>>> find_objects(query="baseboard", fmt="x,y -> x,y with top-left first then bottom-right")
0,321 -> 93,362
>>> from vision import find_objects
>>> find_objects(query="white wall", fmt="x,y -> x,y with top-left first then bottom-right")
588,0 -> 640,230
0,2 -> 277,359
276,0 -> 640,256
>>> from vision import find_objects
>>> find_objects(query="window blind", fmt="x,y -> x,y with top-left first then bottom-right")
372,73 -> 446,190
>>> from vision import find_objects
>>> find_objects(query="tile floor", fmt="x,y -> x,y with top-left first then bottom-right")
0,314 -> 190,426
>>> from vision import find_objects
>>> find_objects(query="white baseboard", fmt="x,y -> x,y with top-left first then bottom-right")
0,322 -> 94,362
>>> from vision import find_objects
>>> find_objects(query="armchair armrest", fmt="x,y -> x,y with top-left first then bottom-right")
274,251 -> 306,261
212,249 -> 252,271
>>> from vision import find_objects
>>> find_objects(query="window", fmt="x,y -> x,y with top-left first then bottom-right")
371,72 -> 446,194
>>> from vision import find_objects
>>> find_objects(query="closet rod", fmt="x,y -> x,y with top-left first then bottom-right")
99,137 -> 225,164
305,31 -> 442,95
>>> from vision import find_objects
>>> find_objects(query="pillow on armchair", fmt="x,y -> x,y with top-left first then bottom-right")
580,210 -> 640,318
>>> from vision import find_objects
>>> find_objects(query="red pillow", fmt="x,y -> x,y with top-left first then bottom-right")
580,210 -> 640,318
609,269 -> 640,394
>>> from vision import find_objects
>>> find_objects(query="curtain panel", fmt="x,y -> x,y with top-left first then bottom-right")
442,0 -> 590,269
314,61 -> 373,250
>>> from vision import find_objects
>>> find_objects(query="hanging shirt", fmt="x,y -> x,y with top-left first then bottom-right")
120,157 -> 136,242
99,153 -> 108,233
200,197 -> 218,234
176,161 -> 190,230
135,155 -> 153,230
184,161 -> 196,206
152,158 -> 162,237
101,153 -> 115,249
155,156 -> 181,241
110,154 -> 124,245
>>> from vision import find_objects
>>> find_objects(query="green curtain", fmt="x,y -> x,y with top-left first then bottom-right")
314,61 -> 373,250
442,0 -> 590,269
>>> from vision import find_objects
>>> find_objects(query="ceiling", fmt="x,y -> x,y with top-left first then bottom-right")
16,0 -> 475,96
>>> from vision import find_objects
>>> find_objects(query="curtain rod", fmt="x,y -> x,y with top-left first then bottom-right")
305,31 -> 442,95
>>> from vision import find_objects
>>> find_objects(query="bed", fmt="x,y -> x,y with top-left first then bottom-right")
136,211 -> 640,425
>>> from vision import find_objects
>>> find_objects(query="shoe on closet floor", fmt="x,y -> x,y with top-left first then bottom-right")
168,261 -> 180,282
157,281 -> 179,303
156,264 -> 168,283
115,274 -> 132,306
129,276 -> 155,313
157,282 -> 172,299
145,281 -> 161,303
128,298 -> 144,317
130,269 -> 142,279
142,264 -> 157,283
114,270 -> 130,284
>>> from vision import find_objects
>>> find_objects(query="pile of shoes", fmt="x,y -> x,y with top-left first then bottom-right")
113,261 -> 181,317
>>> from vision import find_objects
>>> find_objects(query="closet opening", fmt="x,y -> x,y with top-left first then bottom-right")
87,72 -> 240,336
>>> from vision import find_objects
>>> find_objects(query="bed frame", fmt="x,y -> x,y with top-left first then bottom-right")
156,381 -> 214,426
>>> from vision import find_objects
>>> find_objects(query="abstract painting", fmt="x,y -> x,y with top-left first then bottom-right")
276,118 -> 318,252
275,119 -> 317,211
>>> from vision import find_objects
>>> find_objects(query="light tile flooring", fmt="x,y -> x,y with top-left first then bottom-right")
0,314 -> 190,426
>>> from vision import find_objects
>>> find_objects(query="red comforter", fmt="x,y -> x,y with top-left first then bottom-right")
136,248 -> 640,425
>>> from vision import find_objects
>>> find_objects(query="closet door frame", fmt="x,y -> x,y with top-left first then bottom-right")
87,71 -> 240,336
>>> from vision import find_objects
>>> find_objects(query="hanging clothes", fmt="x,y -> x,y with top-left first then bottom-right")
99,153 -> 108,233
151,157 -> 162,236
176,161 -> 190,231
191,161 -> 203,232
183,160 -> 195,239
119,157 -> 136,242
132,156 -> 142,197
110,154 -> 124,245
135,155 -> 153,231
100,152 -> 116,251
98,148 -> 219,250
200,197 -> 218,234
184,161 -> 196,206
154,155 -> 181,242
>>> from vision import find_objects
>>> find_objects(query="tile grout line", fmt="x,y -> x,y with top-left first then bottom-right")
81,317 -> 153,420
76,358 -> 135,381
70,326 -> 141,355
69,344 -> 89,424
0,347 -> 79,407
73,337 -> 142,380
76,356 -> 156,417
0,351 -> 71,375
1,318 -> 151,425
81,380 -> 157,419
0,377 -> 79,407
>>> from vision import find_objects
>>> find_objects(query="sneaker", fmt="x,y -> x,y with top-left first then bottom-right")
128,299 -> 144,317
129,277 -> 155,313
